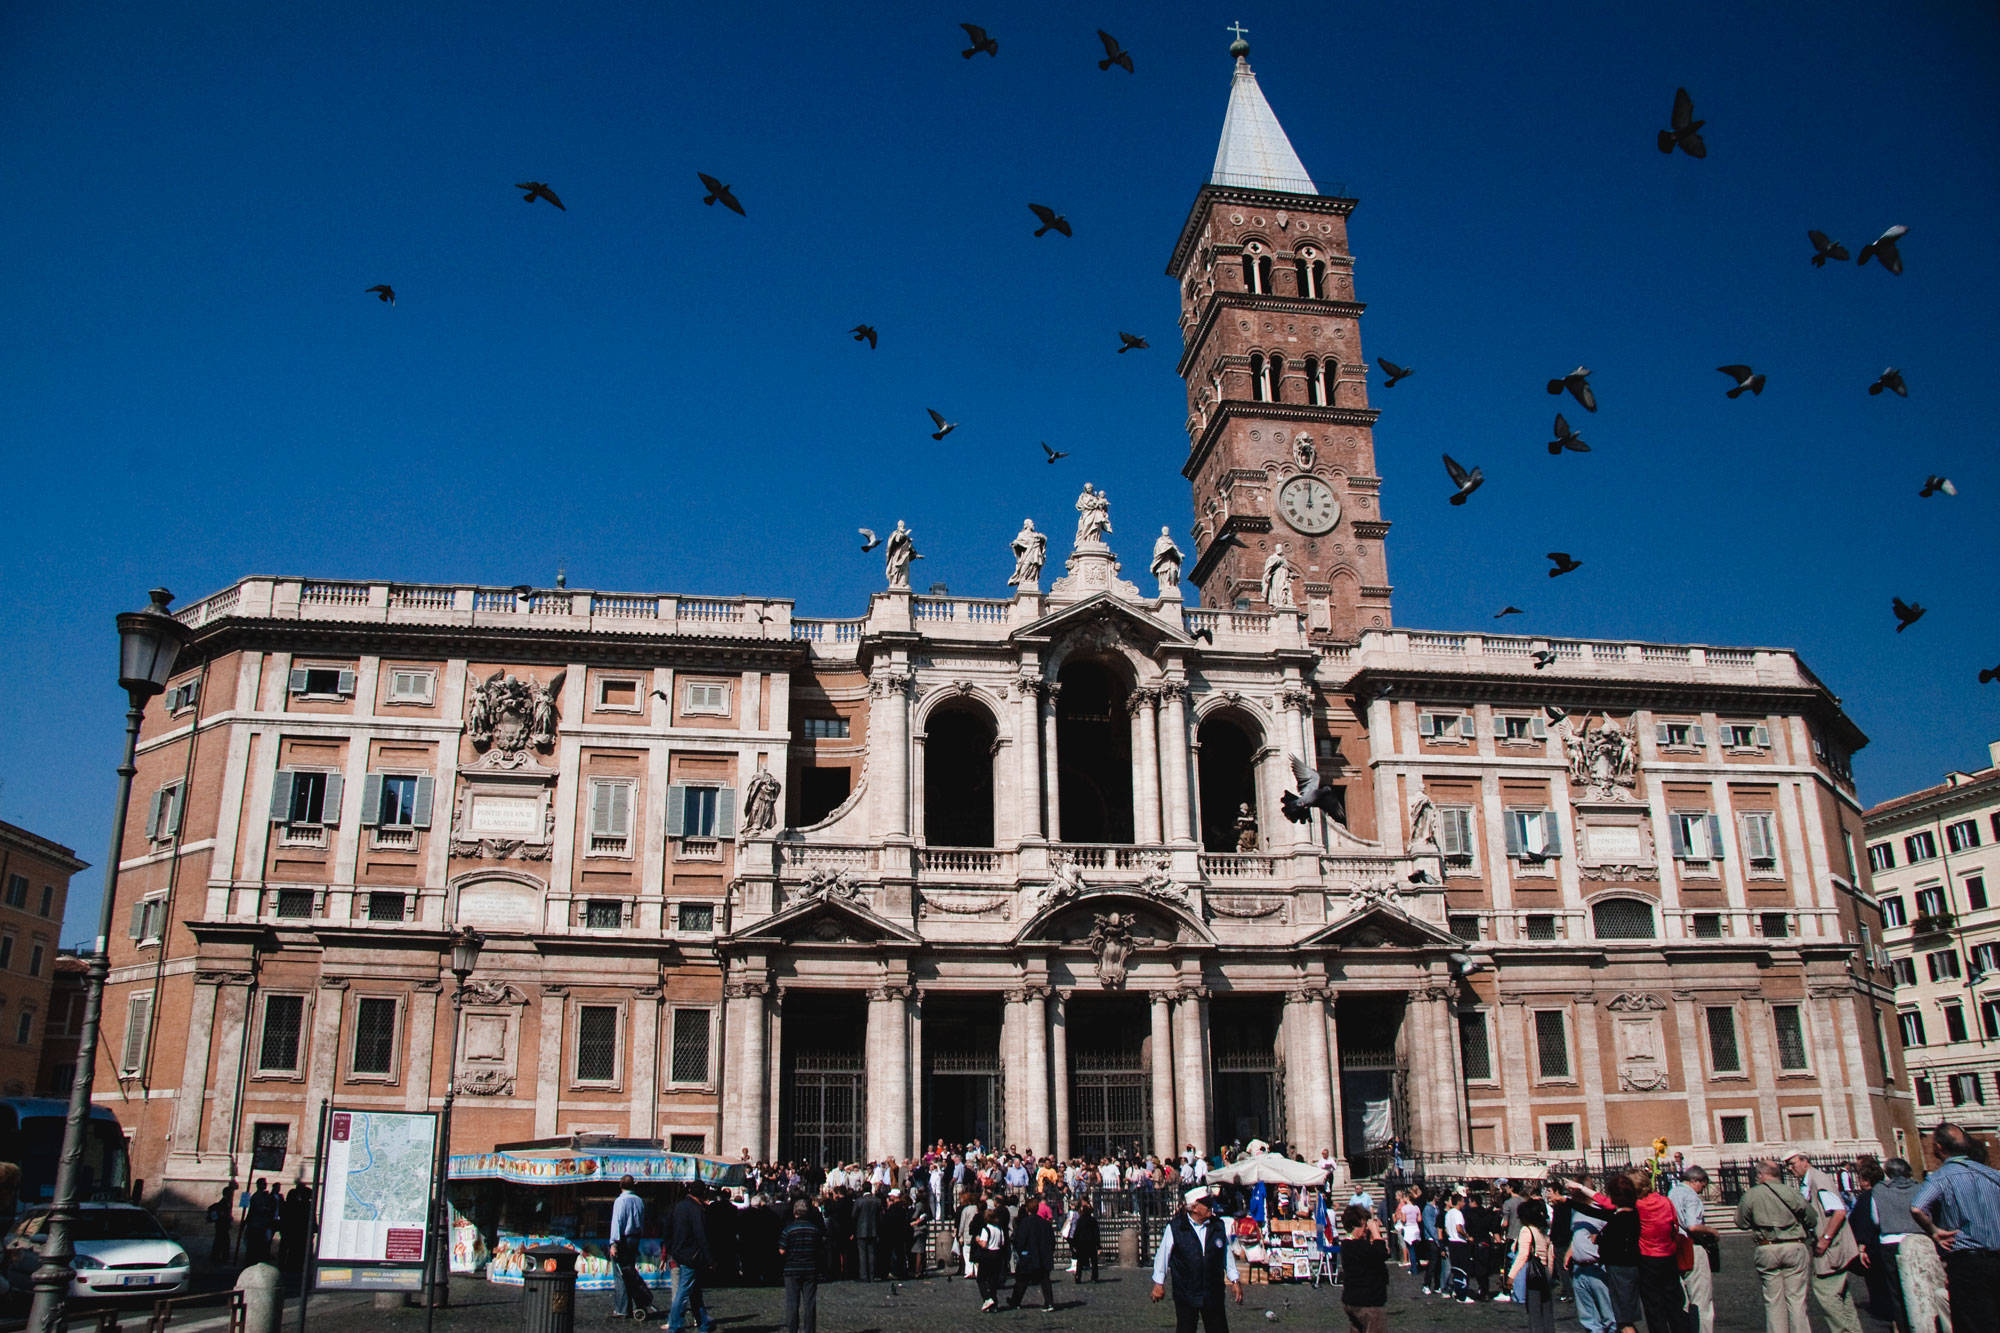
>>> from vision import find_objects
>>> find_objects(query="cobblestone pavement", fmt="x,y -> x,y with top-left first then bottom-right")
159,1237 -> 1899,1333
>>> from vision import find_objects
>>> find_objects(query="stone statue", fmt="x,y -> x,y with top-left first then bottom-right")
741,767 -> 781,837
884,520 -> 917,590
801,867 -> 860,900
1137,853 -> 1193,910
528,673 -> 564,748
1150,526 -> 1183,589
1408,792 -> 1439,852
1008,519 -> 1047,588
1074,483 -> 1112,545
1261,543 -> 1297,609
1233,802 -> 1259,852
1087,911 -> 1148,990
1563,714 -> 1640,799
1044,850 -> 1088,906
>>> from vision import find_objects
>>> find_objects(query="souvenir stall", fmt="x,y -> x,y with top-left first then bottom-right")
1207,1152 -> 1333,1287
446,1136 -> 746,1291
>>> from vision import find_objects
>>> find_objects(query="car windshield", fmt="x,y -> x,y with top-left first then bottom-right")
71,1210 -> 169,1241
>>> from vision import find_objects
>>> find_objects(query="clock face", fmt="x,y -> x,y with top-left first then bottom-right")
1278,475 -> 1339,534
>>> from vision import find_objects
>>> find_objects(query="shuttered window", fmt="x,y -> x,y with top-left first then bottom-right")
588,780 -> 635,855
1668,811 -> 1725,861
258,995 -> 306,1073
1739,811 -> 1778,866
1437,805 -> 1475,864
146,783 -> 185,841
119,992 -> 154,1075
667,786 -> 734,839
360,774 -> 434,828
270,770 -> 342,825
1503,809 -> 1563,860
288,666 -> 357,697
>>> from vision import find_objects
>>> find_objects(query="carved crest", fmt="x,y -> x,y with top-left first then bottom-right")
1559,712 -> 1640,801
1086,911 -> 1150,990
801,867 -> 861,900
455,1068 -> 516,1097
458,979 -> 528,1007
467,670 -> 565,768
1605,991 -> 1667,1012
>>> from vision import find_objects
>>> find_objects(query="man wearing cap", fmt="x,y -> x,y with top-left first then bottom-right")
1735,1158 -> 1816,1333
1151,1186 -> 1243,1332
1786,1150 -> 1860,1333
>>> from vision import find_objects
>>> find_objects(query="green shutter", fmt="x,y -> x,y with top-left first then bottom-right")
412,777 -> 435,830
145,789 -> 166,840
1668,815 -> 1690,858
1754,725 -> 1771,748
359,774 -> 384,827
1707,814 -> 1725,860
1503,811 -> 1523,856
1689,725 -> 1706,746
1530,715 -> 1547,740
128,899 -> 148,939
1655,723 -> 1673,744
1541,812 -> 1563,857
288,668 -> 309,694
716,788 -> 736,838
666,786 -> 686,837
611,783 -> 632,838
269,770 -> 296,822
321,772 -> 343,823
336,668 -> 357,696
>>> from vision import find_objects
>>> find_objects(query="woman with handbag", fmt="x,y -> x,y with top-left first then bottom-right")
1508,1198 -> 1558,1333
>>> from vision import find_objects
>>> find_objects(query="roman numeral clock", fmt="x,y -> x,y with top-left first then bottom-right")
1277,474 -> 1339,534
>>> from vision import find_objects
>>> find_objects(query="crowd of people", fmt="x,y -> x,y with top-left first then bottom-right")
204,1176 -> 315,1273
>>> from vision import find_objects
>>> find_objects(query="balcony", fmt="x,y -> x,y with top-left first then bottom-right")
1911,912 -> 1956,937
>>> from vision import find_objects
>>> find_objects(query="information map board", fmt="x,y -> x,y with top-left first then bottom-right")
313,1109 -> 439,1291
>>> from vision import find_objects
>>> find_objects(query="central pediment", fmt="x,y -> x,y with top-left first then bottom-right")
1015,593 -> 1188,650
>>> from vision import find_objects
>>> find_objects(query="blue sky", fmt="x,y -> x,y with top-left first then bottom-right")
4,1 -> 1996,941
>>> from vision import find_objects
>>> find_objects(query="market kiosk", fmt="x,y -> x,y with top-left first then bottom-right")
1207,1151 -> 1334,1287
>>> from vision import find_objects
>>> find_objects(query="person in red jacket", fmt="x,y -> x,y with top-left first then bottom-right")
1632,1172 -> 1690,1333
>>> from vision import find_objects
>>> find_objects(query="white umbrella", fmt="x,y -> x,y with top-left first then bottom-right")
1204,1152 -> 1329,1187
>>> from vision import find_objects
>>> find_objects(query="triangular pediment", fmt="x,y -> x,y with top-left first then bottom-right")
1016,593 -> 1188,649
726,893 -> 922,947
1296,900 -> 1463,951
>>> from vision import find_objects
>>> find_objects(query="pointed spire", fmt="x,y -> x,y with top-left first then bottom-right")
1209,32 -> 1317,196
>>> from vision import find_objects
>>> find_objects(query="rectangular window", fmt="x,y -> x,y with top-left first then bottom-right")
1927,950 -> 1962,982
1943,1003 -> 1968,1043
1656,721 -> 1704,748
251,1124 -> 289,1173
1503,809 -> 1563,862
1981,999 -> 2000,1042
119,992 -> 153,1075
1720,1115 -> 1750,1145
574,1005 -> 619,1084
682,682 -> 729,715
1437,805 -> 1475,867
16,1011 -> 33,1046
3,876 -> 25,908
1458,1012 -> 1493,1081
1524,914 -> 1559,941
1948,1072 -> 1985,1106
127,895 -> 168,944
367,892 -> 406,923
668,785 -> 732,840
584,899 -> 623,930
38,884 -> 52,917
1692,913 -> 1724,939
1993,812 -> 2000,843
595,677 -> 642,711
1669,810 -> 1725,862
1418,711 -> 1475,741
670,1008 -> 712,1084
363,773 -> 433,830
1723,723 -> 1770,750
1916,886 -> 1947,918
1534,1009 -> 1571,1080
145,782 -> 186,842
1739,811 -> 1779,869
385,669 -> 435,705
1772,1005 -> 1809,1071
1973,942 -> 2000,973
1759,912 -> 1791,938
1905,831 -> 1938,863
271,769 -> 341,827
587,779 -> 635,855
258,995 -> 306,1073
1544,1121 -> 1578,1153
351,997 -> 399,1076
1915,1076 -> 1934,1106
274,888 -> 314,919
1882,896 -> 1907,927
1706,1007 -> 1742,1073
676,902 -> 716,933
1,937 -> 17,970
1868,843 -> 1896,873
1966,877 -> 1989,912
28,944 -> 43,978
801,716 -> 851,740
1946,819 -> 1981,853
1449,914 -> 1482,940
1899,1009 -> 1926,1047
668,1133 -> 706,1153
1497,714 -> 1546,742
289,665 -> 357,698
165,678 -> 201,714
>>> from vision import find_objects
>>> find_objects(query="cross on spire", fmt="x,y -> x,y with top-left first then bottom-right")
1227,21 -> 1249,43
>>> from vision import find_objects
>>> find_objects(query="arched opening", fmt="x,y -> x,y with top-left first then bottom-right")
1241,252 -> 1261,294
1257,255 -> 1274,293
1318,358 -> 1336,406
1056,657 -> 1133,843
1268,353 -> 1285,403
1592,897 -> 1658,940
924,700 -> 997,848
1197,711 -> 1261,852
1249,352 -> 1268,402
1304,356 -> 1323,406
1310,259 -> 1326,299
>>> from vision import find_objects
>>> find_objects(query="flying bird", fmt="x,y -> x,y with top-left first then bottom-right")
1892,597 -> 1925,632
1206,531 -> 1249,556
858,529 -> 880,553
1117,331 -> 1149,353
1494,606 -> 1524,618
927,408 -> 958,440
1546,552 -> 1582,578
959,23 -> 998,58
1980,665 -> 2000,685
1717,365 -> 1766,398
697,173 -> 745,215
366,284 -> 395,306
1376,358 -> 1413,387
1857,225 -> 1908,275
514,181 -> 564,210
1869,368 -> 1907,398
1543,705 -> 1569,725
1280,755 -> 1342,824
1920,475 -> 1957,498
1041,442 -> 1068,464
1657,87 -> 1707,158
1029,204 -> 1071,237
1191,627 -> 1214,645
1546,367 -> 1597,412
1096,29 -> 1133,72
850,324 -> 878,348
1547,413 -> 1589,454
1807,230 -> 1849,266
1443,454 -> 1484,505
1532,649 -> 1558,670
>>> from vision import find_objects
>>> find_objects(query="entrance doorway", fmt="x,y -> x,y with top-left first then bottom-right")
1056,658 -> 1133,843
1210,997 -> 1283,1146
1336,993 -> 1409,1175
1066,995 -> 1152,1159
922,995 -> 1005,1148
781,993 -> 867,1168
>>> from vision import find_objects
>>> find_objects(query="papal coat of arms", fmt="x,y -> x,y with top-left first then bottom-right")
467,670 -> 564,767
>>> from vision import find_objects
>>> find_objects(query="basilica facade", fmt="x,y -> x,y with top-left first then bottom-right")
99,45 -> 1915,1218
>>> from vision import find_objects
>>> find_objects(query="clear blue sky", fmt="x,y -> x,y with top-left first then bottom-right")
4,1 -> 1996,943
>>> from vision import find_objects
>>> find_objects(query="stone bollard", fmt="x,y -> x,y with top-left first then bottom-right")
235,1262 -> 284,1333
1117,1224 -> 1140,1269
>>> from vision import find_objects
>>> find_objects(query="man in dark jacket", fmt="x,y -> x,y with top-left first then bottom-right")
852,1187 -> 884,1282
1150,1188 -> 1243,1333
778,1200 -> 824,1333
1069,1197 -> 1101,1283
664,1182 -> 716,1333
881,1190 -> 912,1280
1005,1203 -> 1057,1311
823,1187 -> 855,1281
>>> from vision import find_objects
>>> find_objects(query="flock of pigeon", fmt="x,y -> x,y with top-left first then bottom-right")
1374,88 -> 1976,678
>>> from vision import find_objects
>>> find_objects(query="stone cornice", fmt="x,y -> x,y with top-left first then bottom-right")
1183,402 -> 1381,481
1168,183 -> 1357,278
184,619 -> 804,673
1174,294 -> 1368,379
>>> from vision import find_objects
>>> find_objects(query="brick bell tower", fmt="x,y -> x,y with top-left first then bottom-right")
1168,34 -> 1393,641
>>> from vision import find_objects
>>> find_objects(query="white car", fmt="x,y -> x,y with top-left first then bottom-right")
4,1203 -> 191,1302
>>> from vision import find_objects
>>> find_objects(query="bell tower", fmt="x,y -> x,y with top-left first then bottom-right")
1167,34 -> 1393,641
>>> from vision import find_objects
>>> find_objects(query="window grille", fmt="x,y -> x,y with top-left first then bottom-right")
259,995 -> 305,1072
1705,1007 -> 1741,1073
1772,1005 -> 1809,1071
671,1009 -> 711,1084
1592,898 -> 1656,940
677,903 -> 716,933
274,889 -> 314,919
669,1134 -> 706,1154
367,893 -> 406,923
1525,914 -> 1559,941
1534,1010 -> 1570,1079
585,900 -> 623,930
252,1123 -> 289,1173
1692,913 -> 1724,939
352,997 -> 398,1075
1458,1012 -> 1492,1081
1720,1115 -> 1750,1144
1545,1122 -> 1577,1153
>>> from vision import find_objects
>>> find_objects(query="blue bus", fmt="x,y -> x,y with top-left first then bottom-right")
0,1100 -> 130,1208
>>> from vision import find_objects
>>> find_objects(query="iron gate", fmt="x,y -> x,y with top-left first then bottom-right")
786,1051 -> 866,1167
925,1047 -> 1006,1148
1214,1038 -> 1284,1146
1070,1048 -> 1151,1159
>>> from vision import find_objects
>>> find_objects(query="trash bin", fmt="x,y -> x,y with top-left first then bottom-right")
521,1243 -> 579,1333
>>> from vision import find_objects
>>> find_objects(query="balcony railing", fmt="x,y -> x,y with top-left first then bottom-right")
1200,853 -> 1277,878
1911,912 -> 1956,937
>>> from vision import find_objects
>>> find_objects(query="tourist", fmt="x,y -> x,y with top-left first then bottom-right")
1570,1172 -> 1642,1333
852,1185 -> 883,1281
956,1188 -> 982,1279
1910,1121 -> 2000,1332
1565,1174 -> 1615,1333
1068,1195 -> 1100,1283
1632,1169 -> 1690,1333
1151,1186 -> 1243,1333
881,1188 -> 912,1280
278,1181 -> 311,1272
1395,1189 -> 1421,1270
1733,1158 -> 1815,1333
778,1200 -> 823,1333
1466,1188 -> 1501,1302
1444,1191 -> 1472,1301
1005,1194 -> 1056,1311
1869,1156 -> 1939,1333
1340,1204 -> 1390,1333
609,1175 -> 656,1322
241,1178 -> 277,1265
971,1204 -> 1009,1312
662,1180 -> 717,1333
1785,1151 -> 1860,1333
1668,1165 -> 1718,1333
1508,1197 -> 1557,1333
1421,1187 -> 1450,1295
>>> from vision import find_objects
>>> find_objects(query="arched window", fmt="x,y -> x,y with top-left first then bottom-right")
925,701 -> 997,847
1267,353 -> 1285,403
1318,359 -> 1336,405
1197,712 -> 1263,852
1055,658 -> 1134,843
1242,253 -> 1261,294
1592,898 -> 1657,940
1249,352 -> 1268,402
1304,357 -> 1323,406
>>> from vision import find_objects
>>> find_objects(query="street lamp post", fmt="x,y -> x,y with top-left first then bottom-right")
29,590 -> 190,1333
424,926 -> 483,1332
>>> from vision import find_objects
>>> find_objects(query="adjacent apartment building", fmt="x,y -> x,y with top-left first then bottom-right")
1867,741 -> 2000,1135
0,820 -> 83,1096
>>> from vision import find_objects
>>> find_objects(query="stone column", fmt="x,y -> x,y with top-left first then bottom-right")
1041,686 -> 1063,843
1286,988 -> 1335,1158
1323,998 -> 1346,1161
172,973 -> 224,1156
1415,986 -> 1467,1154
1572,992 -> 1607,1148
294,977 -> 347,1162
872,668 -> 913,836
1158,682 -> 1194,844
1131,690 -> 1163,844
1672,993 -> 1712,1147
1051,992 -> 1071,1160
1011,986 -> 1053,1155
911,733 -> 927,843
535,986 -> 566,1136
721,979 -> 770,1160
867,985 -> 913,1161
1172,986 -> 1211,1156
1150,991 -> 1177,1155
1017,675 -> 1045,839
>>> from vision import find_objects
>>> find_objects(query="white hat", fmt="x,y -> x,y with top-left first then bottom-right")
1183,1185 -> 1216,1208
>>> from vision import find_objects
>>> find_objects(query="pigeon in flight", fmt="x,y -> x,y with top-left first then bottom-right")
851,324 -> 878,348
1191,627 -> 1214,644
1041,442 -> 1068,464
1443,454 -> 1484,505
366,284 -> 395,306
1029,204 -> 1071,237
1547,413 -> 1590,454
1206,531 -> 1249,556
1376,358 -> 1414,387
1920,475 -> 1957,498
1280,755 -> 1342,824
1532,649 -> 1558,670
1857,225 -> 1908,275
927,409 -> 957,441
1096,29 -> 1133,72
858,529 -> 880,553
1657,87 -> 1707,158
1543,704 -> 1569,725
514,181 -> 564,210
1547,367 -> 1597,412
1869,368 -> 1907,398
1892,597 -> 1925,632
1117,331 -> 1149,353
1807,230 -> 1849,267
959,23 -> 998,57
1980,665 -> 2000,684
697,173 -> 745,215
1494,606 -> 1524,618
1546,552 -> 1582,577
1717,365 -> 1766,398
